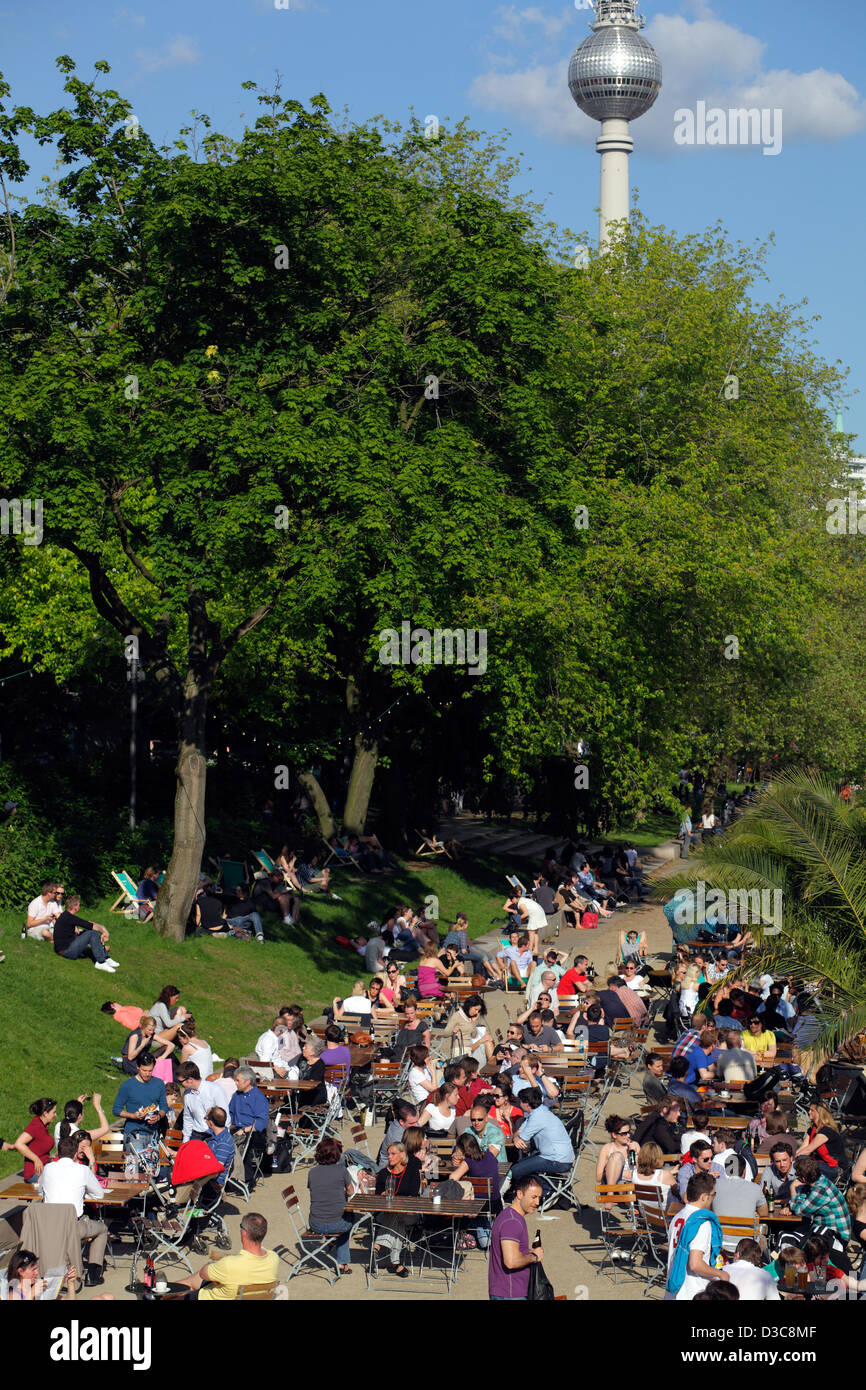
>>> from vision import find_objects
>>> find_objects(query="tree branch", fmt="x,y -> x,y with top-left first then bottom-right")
108,493 -> 161,588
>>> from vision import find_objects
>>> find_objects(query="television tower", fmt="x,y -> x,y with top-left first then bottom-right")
568,1 -> 662,249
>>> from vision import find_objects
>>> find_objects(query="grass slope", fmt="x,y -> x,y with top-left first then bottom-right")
0,855 -> 511,1178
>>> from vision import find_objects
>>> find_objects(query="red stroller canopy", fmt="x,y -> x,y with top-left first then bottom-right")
171,1139 -> 225,1186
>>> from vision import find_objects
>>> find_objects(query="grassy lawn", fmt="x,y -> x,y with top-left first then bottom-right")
0,854 -> 510,1179
604,812 -> 679,847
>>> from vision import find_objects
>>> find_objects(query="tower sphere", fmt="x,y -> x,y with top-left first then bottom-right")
568,3 -> 662,123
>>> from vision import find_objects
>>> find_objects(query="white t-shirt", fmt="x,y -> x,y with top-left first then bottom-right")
518,897 -> 547,932
39,1156 -> 104,1219
408,1066 -> 433,1103
701,814 -> 716,830
27,894 -> 61,924
422,1105 -> 456,1133
255,1029 -> 282,1066
680,1128 -> 709,1154
54,1122 -> 81,1143
727,1260 -> 781,1301
342,996 -> 372,1017
667,1203 -> 715,1300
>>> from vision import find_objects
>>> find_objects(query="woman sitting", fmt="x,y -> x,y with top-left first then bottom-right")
633,1140 -> 674,1189
407,1046 -> 438,1105
176,1017 -> 215,1080
297,1036 -> 328,1109
195,886 -> 232,937
373,1141 -> 422,1278
419,1081 -> 459,1134
306,1137 -> 354,1276
796,1103 -> 847,1179
122,1015 -> 174,1078
449,1131 -> 502,1249
595,1114 -> 640,1187
381,962 -> 408,1009
54,1095 -> 111,1147
403,1126 -> 438,1185
487,1077 -> 523,1148
846,1182 -> 866,1269
440,993 -> 495,1065
416,945 -> 461,1002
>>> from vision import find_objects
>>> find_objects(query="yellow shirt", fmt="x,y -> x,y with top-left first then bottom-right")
198,1248 -> 279,1301
742,1030 -> 776,1054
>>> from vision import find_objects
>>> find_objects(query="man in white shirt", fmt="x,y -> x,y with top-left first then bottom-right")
254,1020 -> 288,1079
26,882 -> 62,941
39,1135 -> 109,1285
178,1062 -> 233,1141
725,1238 -> 781,1300
666,1172 -> 729,1301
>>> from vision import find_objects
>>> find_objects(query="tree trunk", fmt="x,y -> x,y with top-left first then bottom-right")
297,768 -> 335,839
153,675 -> 208,942
343,734 -> 379,835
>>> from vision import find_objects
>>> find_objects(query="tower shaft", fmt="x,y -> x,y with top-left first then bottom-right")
597,119 -> 633,247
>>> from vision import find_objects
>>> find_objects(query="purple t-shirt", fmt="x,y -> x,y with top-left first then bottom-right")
489,1205 -> 530,1300
321,1045 -> 352,1074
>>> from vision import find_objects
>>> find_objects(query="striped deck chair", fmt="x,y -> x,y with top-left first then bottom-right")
109,870 -> 151,918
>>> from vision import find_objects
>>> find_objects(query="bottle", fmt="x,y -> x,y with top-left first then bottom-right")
143,1254 -> 154,1289
532,1230 -> 542,1249
765,1186 -> 774,1214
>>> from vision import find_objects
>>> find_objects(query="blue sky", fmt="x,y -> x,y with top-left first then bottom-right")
3,0 -> 863,446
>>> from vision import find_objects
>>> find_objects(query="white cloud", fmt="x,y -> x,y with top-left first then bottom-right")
113,6 -> 146,25
493,5 -> 575,43
134,35 -> 201,73
471,3 -> 866,151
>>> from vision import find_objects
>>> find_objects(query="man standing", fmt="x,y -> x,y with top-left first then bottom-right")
228,1066 -> 270,1189
39,1134 -> 109,1286
666,1172 -> 727,1300
53,894 -> 118,973
112,1055 -> 167,1166
177,1062 -> 232,1143
488,1174 -> 545,1301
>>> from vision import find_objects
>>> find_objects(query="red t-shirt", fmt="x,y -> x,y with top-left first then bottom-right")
559,969 -> 587,995
455,1077 -> 492,1116
22,1116 -> 54,1181
113,1005 -> 144,1030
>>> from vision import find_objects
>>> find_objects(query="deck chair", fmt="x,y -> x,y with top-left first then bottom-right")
273,1185 -> 344,1286
320,836 -> 363,871
217,859 -> 247,894
109,870 -> 151,918
413,830 -> 451,859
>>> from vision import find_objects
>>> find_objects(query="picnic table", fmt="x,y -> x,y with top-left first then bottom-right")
346,1193 -> 485,1291
0,1181 -> 149,1207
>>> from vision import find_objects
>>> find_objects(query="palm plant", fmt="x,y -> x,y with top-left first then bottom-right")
664,769 -> 866,1064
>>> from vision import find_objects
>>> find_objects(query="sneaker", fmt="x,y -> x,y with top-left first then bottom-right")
255,935 -> 264,943
95,960 -> 116,972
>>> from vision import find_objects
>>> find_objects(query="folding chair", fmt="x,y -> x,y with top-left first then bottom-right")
590,1182 -> 639,1283
224,1132 -> 252,1204
217,859 -> 247,894
144,1182 -> 204,1275
634,1182 -> 671,1295
109,870 -> 150,918
285,1094 -> 341,1171
413,830 -> 451,859
370,1061 -> 403,1124
538,1151 -> 582,1215
272,1185 -> 344,1286
237,1282 -> 278,1300
717,1213 -> 759,1254
320,836 -> 363,871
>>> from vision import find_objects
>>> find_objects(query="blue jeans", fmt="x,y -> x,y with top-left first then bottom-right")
490,1294 -> 527,1301
62,928 -> 108,963
508,1156 -> 572,1198
227,911 -> 264,939
309,1217 -> 353,1265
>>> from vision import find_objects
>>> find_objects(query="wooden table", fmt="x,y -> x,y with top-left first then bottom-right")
0,1181 -> 149,1206
346,1193 -> 484,1291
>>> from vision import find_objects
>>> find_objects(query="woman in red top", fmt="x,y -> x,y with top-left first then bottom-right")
796,1103 -> 847,1178
14,1098 -> 57,1181
488,1079 -> 523,1147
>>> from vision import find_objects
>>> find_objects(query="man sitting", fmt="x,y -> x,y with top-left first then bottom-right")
186,1106 -> 237,1253
712,1154 -> 768,1247
667,1056 -> 704,1109
723,1237 -> 780,1301
666,1172 -> 728,1300
521,1010 -> 563,1054
761,1142 -> 795,1205
788,1155 -> 852,1243
228,1067 -> 270,1189
643,1053 -> 669,1107
715,1030 -> 758,1085
39,1133 -> 110,1286
675,1139 -> 723,1204
225,884 -> 265,942
176,1212 -> 278,1300
506,1088 -> 574,1198
25,881 -> 62,941
254,1018 -> 289,1079
53,894 -> 118,973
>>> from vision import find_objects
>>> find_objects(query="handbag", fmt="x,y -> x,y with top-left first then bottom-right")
527,1257 -> 555,1301
580,910 -> 599,930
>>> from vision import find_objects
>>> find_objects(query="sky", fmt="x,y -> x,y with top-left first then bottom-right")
2,0 -> 863,447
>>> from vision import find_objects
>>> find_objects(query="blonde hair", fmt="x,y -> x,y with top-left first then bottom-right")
636,1142 -> 664,1177
810,1103 -> 838,1133
351,981 -> 366,997
846,1182 -> 866,1219
682,966 -> 701,990
139,1014 -> 154,1031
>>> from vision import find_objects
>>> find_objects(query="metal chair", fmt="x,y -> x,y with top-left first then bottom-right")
272,1185 -> 344,1286
591,1181 -> 639,1283
237,1281 -> 278,1300
633,1181 -> 671,1295
537,1151 -> 582,1215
